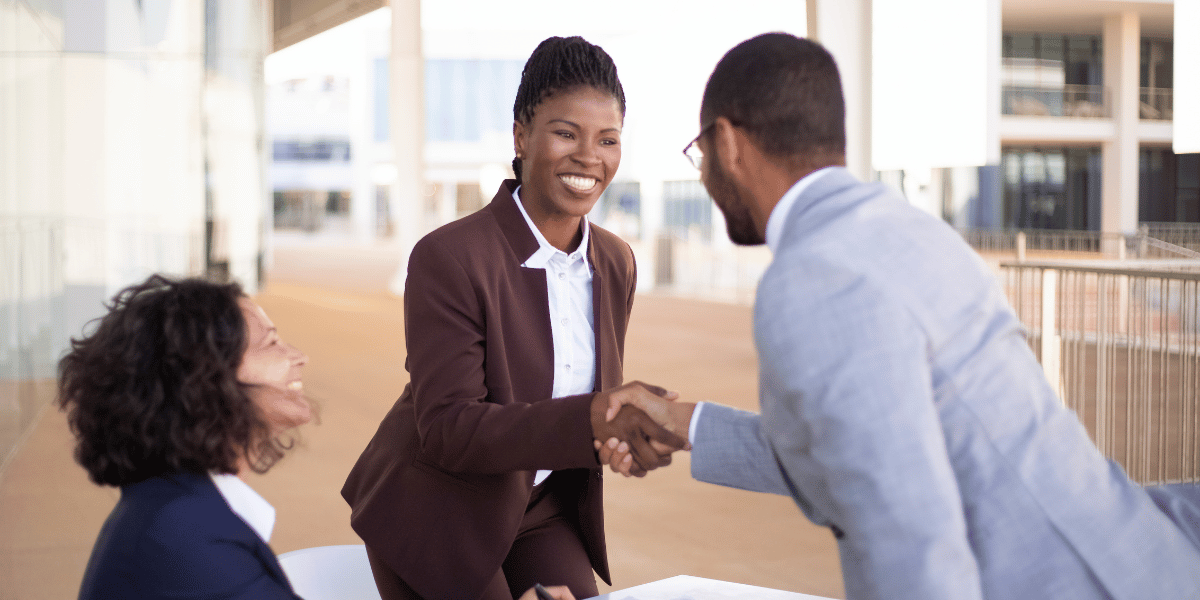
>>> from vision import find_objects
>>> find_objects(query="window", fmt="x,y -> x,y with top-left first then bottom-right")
424,59 -> 524,143
1002,33 -> 1104,118
272,139 -> 352,162
663,180 -> 713,241
1002,147 -> 1100,230
593,181 -> 642,240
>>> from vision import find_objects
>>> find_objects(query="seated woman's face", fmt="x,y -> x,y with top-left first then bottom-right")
236,297 -> 312,433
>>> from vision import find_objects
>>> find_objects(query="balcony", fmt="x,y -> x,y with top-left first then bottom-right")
1140,87 -> 1173,120
1002,84 -> 1108,119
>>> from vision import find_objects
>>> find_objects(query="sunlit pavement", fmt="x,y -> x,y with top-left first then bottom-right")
0,241 -> 844,600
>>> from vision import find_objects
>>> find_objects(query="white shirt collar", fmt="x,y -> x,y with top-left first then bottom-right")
512,186 -> 591,274
210,473 -> 276,542
765,167 -> 835,253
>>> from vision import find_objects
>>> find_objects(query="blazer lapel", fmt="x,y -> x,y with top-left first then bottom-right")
183,472 -> 297,595
489,179 -> 556,401
588,238 -> 620,391
254,541 -> 296,592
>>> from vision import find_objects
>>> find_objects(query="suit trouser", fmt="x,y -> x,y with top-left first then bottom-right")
366,473 -> 598,600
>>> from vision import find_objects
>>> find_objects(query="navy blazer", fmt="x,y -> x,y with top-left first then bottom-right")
79,471 -> 301,600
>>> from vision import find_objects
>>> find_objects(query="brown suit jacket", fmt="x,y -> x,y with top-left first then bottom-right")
341,180 -> 635,599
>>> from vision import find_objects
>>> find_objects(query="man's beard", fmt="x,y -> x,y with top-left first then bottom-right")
705,154 -> 765,246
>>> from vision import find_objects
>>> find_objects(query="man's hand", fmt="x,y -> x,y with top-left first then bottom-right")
596,399 -> 696,477
591,382 -> 689,473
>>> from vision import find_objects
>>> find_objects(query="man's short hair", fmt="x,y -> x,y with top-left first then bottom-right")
701,33 -> 845,159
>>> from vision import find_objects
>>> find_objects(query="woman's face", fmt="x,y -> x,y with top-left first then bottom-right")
236,297 -> 311,432
513,85 -> 623,223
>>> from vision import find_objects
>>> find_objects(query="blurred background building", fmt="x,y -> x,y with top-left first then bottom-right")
2,0 -> 1198,492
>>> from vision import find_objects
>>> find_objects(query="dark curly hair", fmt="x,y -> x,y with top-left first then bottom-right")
511,35 -> 626,181
58,274 -> 290,486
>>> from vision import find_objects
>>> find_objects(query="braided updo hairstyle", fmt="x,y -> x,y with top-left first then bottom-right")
512,36 -> 626,182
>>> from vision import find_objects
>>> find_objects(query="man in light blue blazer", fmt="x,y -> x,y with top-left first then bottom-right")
602,33 -> 1200,599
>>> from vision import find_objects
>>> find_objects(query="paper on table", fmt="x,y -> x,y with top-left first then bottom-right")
588,575 -> 834,600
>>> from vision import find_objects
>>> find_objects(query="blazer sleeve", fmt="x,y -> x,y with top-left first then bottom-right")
690,403 -> 792,497
403,235 -> 602,474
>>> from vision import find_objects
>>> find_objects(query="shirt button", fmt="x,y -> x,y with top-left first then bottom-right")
561,317 -> 569,325
565,364 -> 572,371
558,272 -> 566,280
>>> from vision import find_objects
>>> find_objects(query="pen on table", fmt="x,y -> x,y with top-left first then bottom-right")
533,583 -> 555,600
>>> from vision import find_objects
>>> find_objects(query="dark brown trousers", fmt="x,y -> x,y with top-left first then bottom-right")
365,474 -> 598,600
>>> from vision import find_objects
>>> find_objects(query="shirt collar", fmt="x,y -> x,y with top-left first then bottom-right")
210,473 -> 276,542
512,186 -> 591,274
765,167 -> 835,253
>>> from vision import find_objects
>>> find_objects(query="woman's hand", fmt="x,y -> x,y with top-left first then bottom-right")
518,584 -> 575,600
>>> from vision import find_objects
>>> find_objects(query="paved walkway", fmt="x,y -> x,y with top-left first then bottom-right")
0,243 -> 844,600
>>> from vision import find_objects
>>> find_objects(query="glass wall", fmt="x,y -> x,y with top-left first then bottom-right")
1002,147 -> 1101,230
1,0 -> 268,473
1,0 -> 68,469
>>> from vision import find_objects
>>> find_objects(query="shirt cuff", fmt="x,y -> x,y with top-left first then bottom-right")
688,401 -> 706,445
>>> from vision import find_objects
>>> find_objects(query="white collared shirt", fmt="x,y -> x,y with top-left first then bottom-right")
210,473 -> 276,543
688,168 -> 836,442
513,187 -> 596,486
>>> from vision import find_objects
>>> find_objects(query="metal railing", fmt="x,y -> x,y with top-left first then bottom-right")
1140,87 -> 1173,121
1142,223 -> 1200,252
959,227 -> 1200,260
1002,84 -> 1108,118
1001,260 -> 1200,484
959,228 -> 1114,254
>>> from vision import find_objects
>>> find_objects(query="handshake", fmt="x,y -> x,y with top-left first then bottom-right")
589,381 -> 696,478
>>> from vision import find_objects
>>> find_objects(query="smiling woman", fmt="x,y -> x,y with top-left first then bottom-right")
58,274 -> 312,600
342,36 -> 687,600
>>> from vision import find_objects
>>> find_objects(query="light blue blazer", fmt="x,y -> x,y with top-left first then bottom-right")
691,167 -> 1200,600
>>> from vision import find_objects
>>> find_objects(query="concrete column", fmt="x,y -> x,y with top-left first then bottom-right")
638,178 -> 664,292
807,0 -> 871,181
387,0 -> 424,295
1178,0 -> 1200,153
438,181 -> 457,227
1101,11 -> 1140,256
348,33 -> 375,244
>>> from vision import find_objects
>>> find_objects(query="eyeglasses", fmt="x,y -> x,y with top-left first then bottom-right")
682,122 -> 715,170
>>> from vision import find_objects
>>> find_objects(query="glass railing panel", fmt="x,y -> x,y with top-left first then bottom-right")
1002,84 -> 1108,118
1139,87 -> 1173,120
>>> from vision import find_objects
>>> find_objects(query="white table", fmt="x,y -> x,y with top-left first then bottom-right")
589,575 -> 836,600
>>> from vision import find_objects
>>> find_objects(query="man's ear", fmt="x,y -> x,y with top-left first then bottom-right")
711,116 -> 748,180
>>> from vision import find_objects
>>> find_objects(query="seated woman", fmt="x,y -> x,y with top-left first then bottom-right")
60,275 -> 313,599
60,274 -> 577,600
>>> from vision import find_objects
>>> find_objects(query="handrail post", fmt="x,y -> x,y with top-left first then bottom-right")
1041,268 -> 1063,403
1016,231 -> 1026,263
